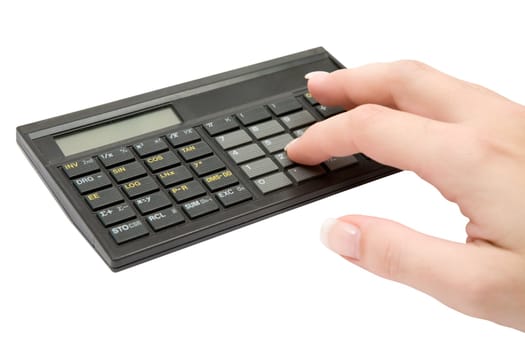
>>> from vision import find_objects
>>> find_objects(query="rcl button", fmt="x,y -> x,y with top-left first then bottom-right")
146,207 -> 185,231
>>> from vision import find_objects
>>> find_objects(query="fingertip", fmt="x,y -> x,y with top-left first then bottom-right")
283,138 -> 298,152
284,136 -> 321,165
306,71 -> 331,98
304,71 -> 329,80
320,217 -> 361,260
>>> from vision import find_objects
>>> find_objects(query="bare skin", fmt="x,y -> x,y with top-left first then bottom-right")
285,61 -> 525,331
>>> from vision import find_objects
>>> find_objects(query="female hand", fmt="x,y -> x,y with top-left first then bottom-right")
286,61 -> 525,331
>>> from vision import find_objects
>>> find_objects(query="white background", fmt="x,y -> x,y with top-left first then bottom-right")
2,1 -> 524,348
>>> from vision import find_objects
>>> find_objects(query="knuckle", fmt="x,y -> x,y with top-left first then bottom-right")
461,273 -> 502,319
380,239 -> 403,281
388,60 -> 432,83
447,125 -> 493,166
350,104 -> 387,125
353,103 -> 385,115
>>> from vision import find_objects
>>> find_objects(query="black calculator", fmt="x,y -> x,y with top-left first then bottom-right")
16,47 -> 397,271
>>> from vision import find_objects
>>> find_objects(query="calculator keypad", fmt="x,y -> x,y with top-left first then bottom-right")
62,93 -> 357,246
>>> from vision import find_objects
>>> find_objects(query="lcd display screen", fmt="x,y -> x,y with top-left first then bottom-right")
55,107 -> 181,156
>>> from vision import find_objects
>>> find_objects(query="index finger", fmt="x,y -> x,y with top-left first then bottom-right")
308,60 -> 506,123
286,104 -> 462,182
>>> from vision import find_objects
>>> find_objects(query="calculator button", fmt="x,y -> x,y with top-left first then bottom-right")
215,129 -> 252,150
203,116 -> 238,136
73,172 -> 111,194
133,137 -> 168,157
261,134 -> 294,153
85,187 -> 123,210
177,141 -> 213,161
304,92 -> 318,105
182,196 -> 219,219
216,185 -> 252,207
280,110 -> 316,130
110,219 -> 149,244
190,155 -> 225,176
122,176 -> 159,199
273,152 -> 294,168
134,191 -> 172,214
241,158 -> 278,179
237,106 -> 272,125
316,105 -> 345,118
324,156 -> 359,171
268,97 -> 302,116
293,127 -> 308,137
146,207 -> 185,231
110,162 -> 147,183
166,128 -> 200,147
97,203 -> 135,227
144,151 -> 180,172
62,158 -> 99,178
203,169 -> 238,191
287,166 -> 326,183
98,147 -> 134,167
170,180 -> 206,202
157,166 -> 193,187
248,120 -> 285,139
228,143 -> 265,164
253,172 -> 292,194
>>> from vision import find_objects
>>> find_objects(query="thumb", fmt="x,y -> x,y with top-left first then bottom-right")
320,215 -> 496,317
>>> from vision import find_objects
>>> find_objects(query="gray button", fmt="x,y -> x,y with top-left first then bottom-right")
273,152 -> 294,168
248,120 -> 284,139
324,156 -> 359,171
253,172 -> 292,194
287,166 -> 326,183
241,158 -> 278,179
228,143 -> 265,164
215,129 -> 252,149
268,97 -> 302,116
261,134 -> 293,153
293,127 -> 308,137
237,106 -> 271,125
280,110 -> 316,129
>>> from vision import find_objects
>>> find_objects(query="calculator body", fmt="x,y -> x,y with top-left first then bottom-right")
17,47 -> 398,271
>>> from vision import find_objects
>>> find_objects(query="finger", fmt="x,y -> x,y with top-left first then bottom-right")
307,60 -> 510,123
286,104 -> 462,181
320,215 -> 521,324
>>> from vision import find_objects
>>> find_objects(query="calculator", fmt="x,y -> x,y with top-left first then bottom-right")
16,47 -> 398,271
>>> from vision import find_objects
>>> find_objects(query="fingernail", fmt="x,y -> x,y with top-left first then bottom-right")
304,71 -> 329,80
320,218 -> 361,259
284,138 -> 298,152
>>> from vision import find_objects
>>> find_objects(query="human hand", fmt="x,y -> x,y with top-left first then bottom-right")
285,61 -> 525,331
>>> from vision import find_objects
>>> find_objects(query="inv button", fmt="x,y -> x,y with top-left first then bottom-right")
62,157 -> 99,178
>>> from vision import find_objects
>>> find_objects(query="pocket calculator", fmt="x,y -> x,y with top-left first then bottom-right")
16,47 -> 398,271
